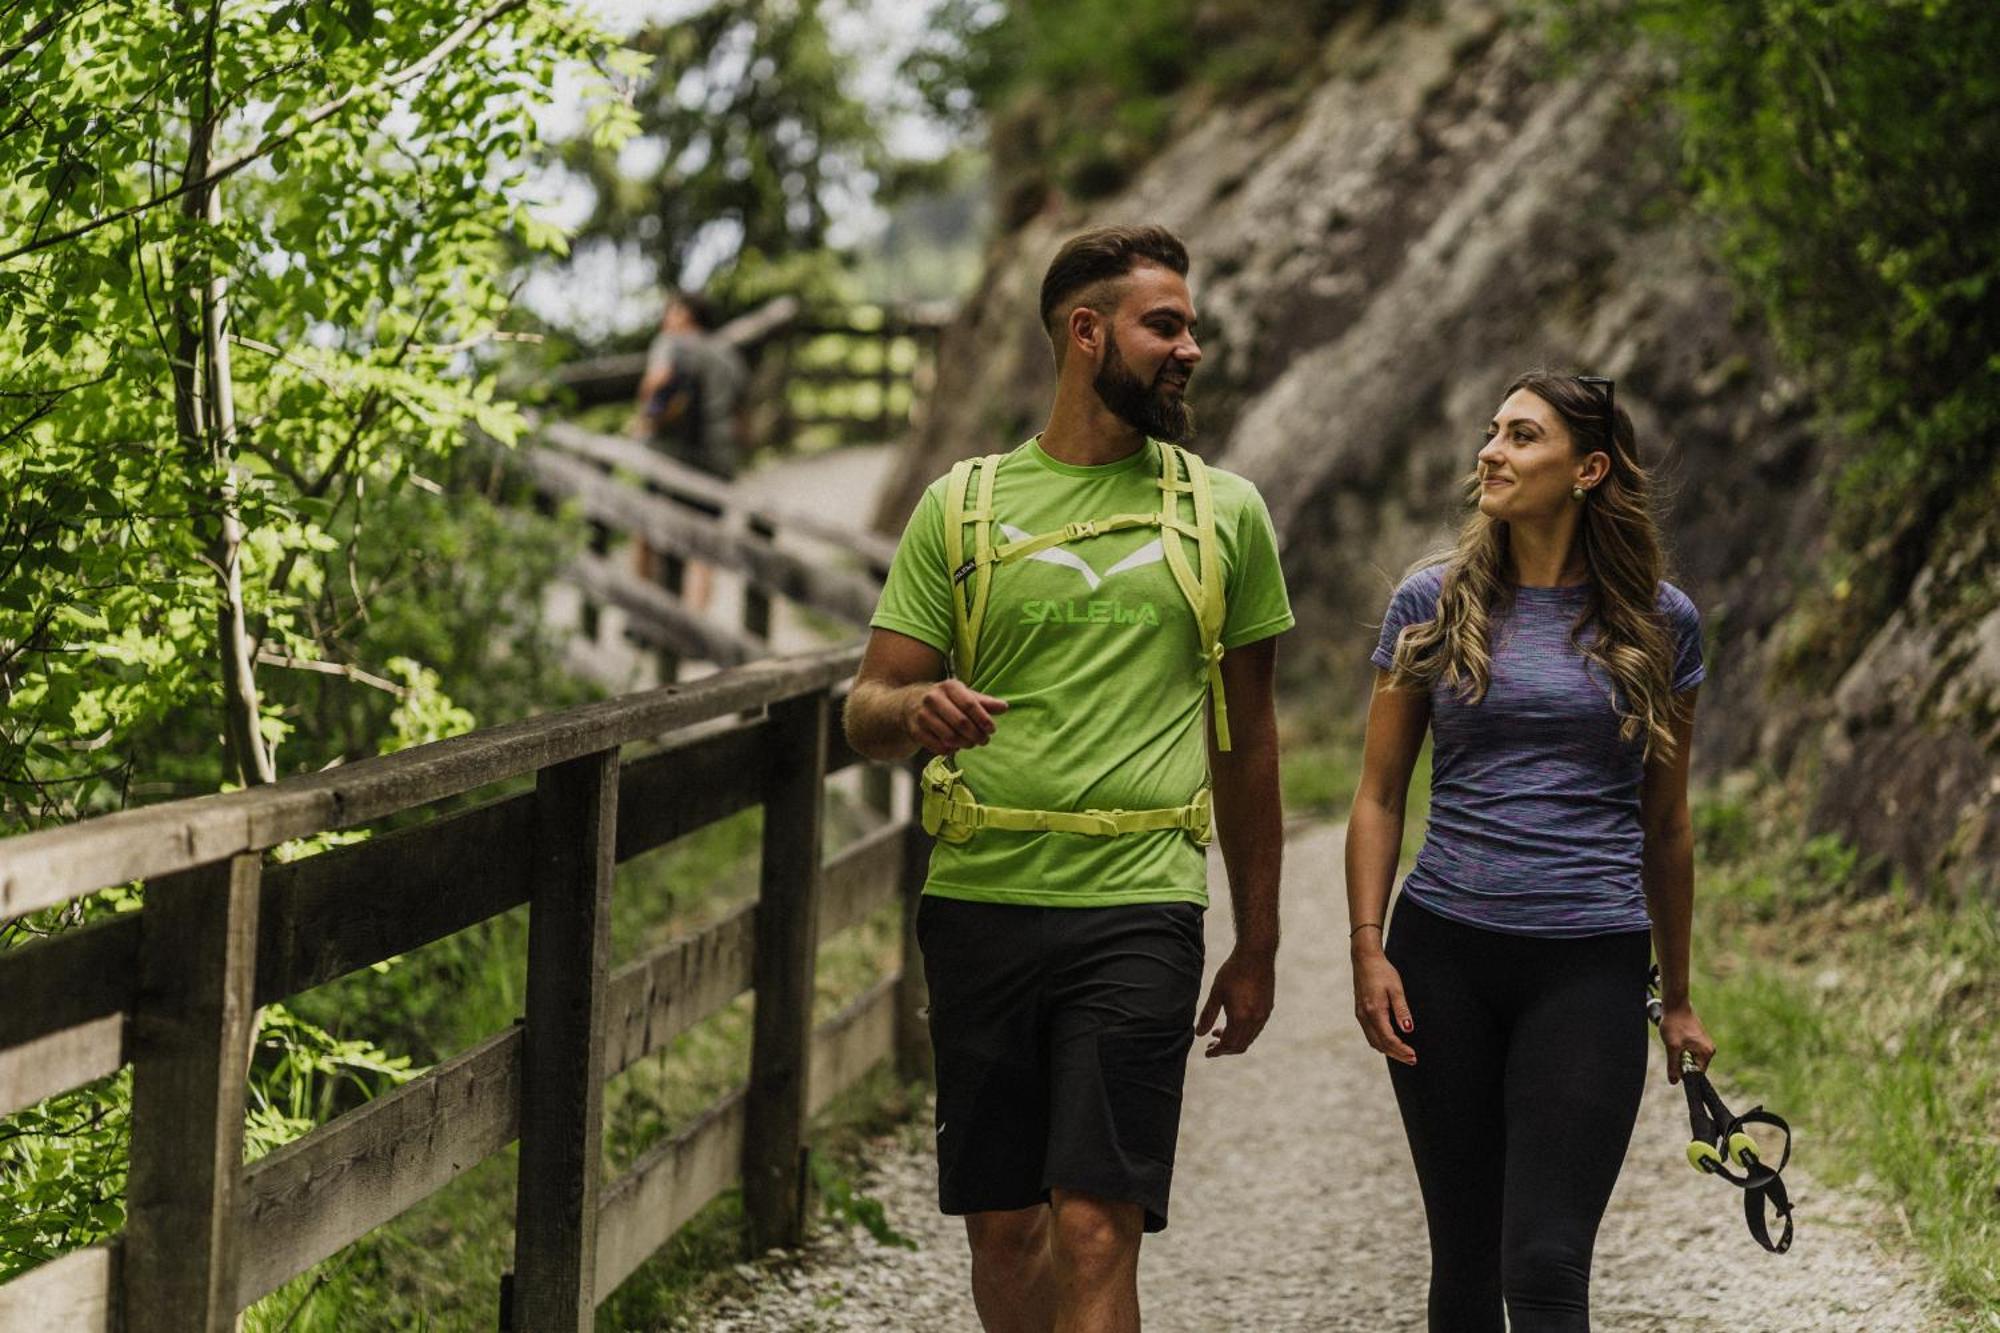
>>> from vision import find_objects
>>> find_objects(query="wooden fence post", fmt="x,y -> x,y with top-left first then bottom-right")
877,329 -> 897,441
742,690 -> 828,1253
860,764 -> 893,821
894,801 -> 933,1084
742,514 -> 775,643
511,748 -> 620,1331
124,852 -> 262,1333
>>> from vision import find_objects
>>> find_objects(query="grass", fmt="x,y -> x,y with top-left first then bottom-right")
1278,705 -> 1430,864
243,778 -> 912,1332
1688,780 -> 2000,1327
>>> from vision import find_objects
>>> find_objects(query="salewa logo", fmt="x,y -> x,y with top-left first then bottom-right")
1000,523 -> 1164,591
1021,599 -> 1162,627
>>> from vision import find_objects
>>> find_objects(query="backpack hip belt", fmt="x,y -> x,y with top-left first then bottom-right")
919,755 -> 1213,847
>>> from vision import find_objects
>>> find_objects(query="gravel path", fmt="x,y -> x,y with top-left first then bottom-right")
692,823 -> 1943,1331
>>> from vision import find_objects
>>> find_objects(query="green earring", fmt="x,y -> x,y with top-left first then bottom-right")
1571,485 -> 1587,502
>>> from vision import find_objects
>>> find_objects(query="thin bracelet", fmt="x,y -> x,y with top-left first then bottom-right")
1349,922 -> 1383,938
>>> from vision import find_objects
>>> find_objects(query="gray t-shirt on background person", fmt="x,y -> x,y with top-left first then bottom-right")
1371,564 -> 1706,938
645,330 -> 748,479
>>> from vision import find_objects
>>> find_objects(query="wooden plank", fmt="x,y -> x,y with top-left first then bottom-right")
0,1014 -> 123,1119
123,854 -> 260,1333
817,823 -> 903,942
511,750 -> 620,1330
0,720 -> 785,1072
601,815 -> 899,1085
269,717 -> 772,1004
603,903 -> 755,1080
594,981 -> 903,1298
0,1243 -> 119,1331
860,764 -> 894,819
565,553 -> 764,665
235,1026 -> 523,1306
823,688 -> 865,776
742,513 -> 775,641
895,812 -> 933,1083
255,792 -> 535,1006
0,645 -> 862,922
807,978 -> 897,1118
521,449 -> 882,624
0,914 -> 140,1051
742,691 -> 828,1252
591,1088 -> 747,1301
539,421 -> 737,515
0,716 -> 780,1080
538,423 -> 898,574
614,719 -> 769,863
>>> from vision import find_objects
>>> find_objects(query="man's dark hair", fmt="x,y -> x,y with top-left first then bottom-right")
1038,225 -> 1189,362
671,290 -> 720,331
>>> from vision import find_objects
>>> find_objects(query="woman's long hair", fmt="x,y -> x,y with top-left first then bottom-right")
1386,371 -> 1681,760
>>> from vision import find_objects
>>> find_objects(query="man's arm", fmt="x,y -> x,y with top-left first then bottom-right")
627,341 -> 674,437
1195,634 -> 1281,1057
843,628 -> 1009,762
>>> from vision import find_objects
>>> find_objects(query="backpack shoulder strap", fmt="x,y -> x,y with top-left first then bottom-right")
1158,444 -> 1232,750
943,453 -> 1003,682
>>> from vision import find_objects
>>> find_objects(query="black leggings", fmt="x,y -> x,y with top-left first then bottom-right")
1385,896 -> 1652,1333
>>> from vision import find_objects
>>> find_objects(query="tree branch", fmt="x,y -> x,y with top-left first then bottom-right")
250,282 -> 443,661
0,0 -> 531,266
253,651 -> 407,697
0,10 -> 73,75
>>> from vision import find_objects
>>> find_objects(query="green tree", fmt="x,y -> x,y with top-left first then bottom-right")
0,0 -> 638,826
1553,0 -> 2000,674
0,0 -> 637,1284
569,0 -> 882,303
903,0 -> 1354,218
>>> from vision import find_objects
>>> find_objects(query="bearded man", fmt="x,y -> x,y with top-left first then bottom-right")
844,225 -> 1292,1333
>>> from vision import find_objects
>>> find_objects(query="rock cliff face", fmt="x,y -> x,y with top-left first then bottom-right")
878,0 -> 1997,897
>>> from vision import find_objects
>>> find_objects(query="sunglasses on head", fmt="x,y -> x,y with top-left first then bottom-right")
1576,374 -> 1616,449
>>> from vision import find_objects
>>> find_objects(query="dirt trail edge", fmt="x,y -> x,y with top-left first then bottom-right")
696,824 -> 1942,1331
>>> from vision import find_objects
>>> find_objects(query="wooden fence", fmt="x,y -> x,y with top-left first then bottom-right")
523,419 -> 894,682
552,300 -> 950,454
0,644 -> 931,1331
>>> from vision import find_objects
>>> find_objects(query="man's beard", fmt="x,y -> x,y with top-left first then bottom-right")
1093,331 -> 1195,444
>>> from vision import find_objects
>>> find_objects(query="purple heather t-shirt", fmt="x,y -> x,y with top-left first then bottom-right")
1371,565 -> 1706,938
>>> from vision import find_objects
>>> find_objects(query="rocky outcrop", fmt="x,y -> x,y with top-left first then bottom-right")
880,0 -> 1997,897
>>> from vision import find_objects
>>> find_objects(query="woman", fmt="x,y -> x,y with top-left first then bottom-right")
1344,371 -> 1715,1332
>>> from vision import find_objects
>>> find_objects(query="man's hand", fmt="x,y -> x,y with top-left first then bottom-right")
906,679 -> 1008,755
1195,947 -> 1275,1057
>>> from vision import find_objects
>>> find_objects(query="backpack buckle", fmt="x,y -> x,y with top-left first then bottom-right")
1065,520 -> 1097,540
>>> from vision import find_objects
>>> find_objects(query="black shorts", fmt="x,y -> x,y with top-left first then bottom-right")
915,894 -> 1206,1233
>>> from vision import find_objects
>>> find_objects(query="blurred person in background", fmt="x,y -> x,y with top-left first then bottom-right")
628,289 -> 748,613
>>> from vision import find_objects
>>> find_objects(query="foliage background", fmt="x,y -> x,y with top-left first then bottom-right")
0,0 -> 633,1292
1544,0 -> 2000,683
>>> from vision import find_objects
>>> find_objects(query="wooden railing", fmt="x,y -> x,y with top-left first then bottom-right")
523,420 -> 893,680
551,299 -> 950,453
0,644 -> 931,1331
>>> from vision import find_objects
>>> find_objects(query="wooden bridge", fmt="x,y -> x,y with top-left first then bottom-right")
520,297 -> 929,686
0,299 -> 951,1331
0,643 -> 928,1331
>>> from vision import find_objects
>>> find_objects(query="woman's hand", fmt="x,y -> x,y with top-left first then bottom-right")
1351,939 -> 1416,1066
1657,1001 -> 1715,1084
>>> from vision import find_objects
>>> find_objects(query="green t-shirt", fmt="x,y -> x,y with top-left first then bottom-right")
870,437 -> 1294,908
